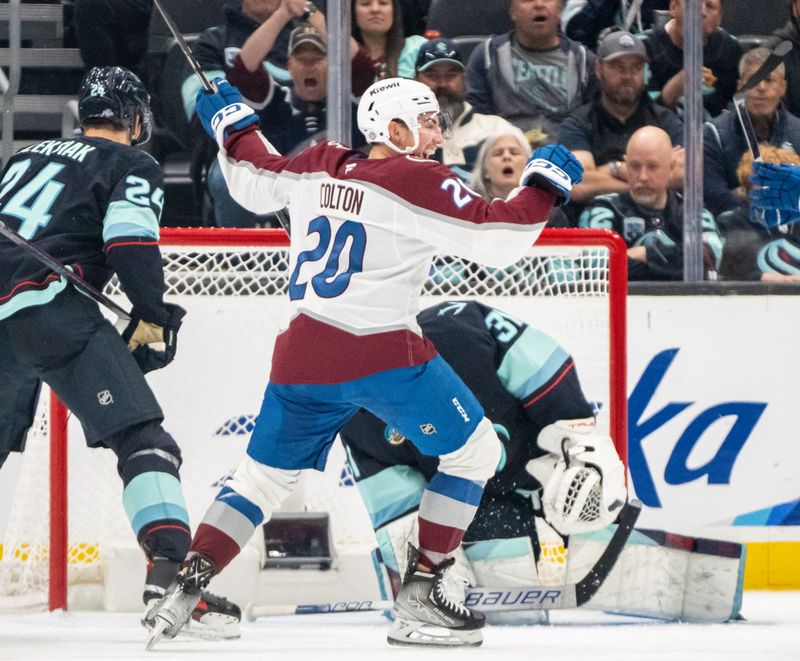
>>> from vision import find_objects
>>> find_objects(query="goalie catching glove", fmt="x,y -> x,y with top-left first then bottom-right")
122,303 -> 186,374
526,418 -> 627,535
195,80 -> 259,145
519,144 -> 584,205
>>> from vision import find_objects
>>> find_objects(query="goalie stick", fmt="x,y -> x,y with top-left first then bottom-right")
151,0 -> 292,236
245,499 -> 642,619
0,218 -> 131,324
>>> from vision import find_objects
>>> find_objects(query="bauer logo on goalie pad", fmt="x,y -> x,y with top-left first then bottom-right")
465,588 -> 564,608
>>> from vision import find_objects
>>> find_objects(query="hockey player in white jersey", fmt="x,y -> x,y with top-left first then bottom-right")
145,76 -> 584,649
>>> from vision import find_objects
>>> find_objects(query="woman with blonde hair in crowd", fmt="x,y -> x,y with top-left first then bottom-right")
717,144 -> 800,281
428,129 -> 534,290
468,129 -> 532,200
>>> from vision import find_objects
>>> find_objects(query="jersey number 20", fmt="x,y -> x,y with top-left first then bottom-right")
288,216 -> 366,300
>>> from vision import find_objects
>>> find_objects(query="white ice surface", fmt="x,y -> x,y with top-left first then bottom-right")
0,591 -> 798,661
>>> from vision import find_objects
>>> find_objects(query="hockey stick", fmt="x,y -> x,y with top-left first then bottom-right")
151,0 -> 292,236
152,0 -> 214,93
0,219 -> 131,323
245,499 -> 642,619
733,41 -> 793,223
733,40 -> 793,162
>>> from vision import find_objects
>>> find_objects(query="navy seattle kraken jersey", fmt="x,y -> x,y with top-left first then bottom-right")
0,137 -> 163,320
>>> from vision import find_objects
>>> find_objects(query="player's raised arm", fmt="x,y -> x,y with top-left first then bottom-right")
195,80 -> 295,214
348,80 -> 583,267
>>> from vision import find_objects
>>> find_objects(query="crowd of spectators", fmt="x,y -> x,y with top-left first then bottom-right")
63,0 -> 800,282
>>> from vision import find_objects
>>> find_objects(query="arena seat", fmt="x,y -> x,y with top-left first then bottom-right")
425,0 -> 512,38
721,0 -> 790,43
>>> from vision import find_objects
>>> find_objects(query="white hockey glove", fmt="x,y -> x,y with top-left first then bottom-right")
526,419 -> 627,536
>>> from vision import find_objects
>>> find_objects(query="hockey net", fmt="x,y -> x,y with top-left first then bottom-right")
0,228 -> 627,611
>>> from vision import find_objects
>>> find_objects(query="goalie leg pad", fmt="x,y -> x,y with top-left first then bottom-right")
565,527 -> 746,622
464,537 -> 548,625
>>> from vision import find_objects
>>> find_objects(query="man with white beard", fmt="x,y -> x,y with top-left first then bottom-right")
578,125 -> 722,281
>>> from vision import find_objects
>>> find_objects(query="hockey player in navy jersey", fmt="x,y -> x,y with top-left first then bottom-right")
145,76 -> 584,648
0,67 -> 237,635
340,301 -> 744,625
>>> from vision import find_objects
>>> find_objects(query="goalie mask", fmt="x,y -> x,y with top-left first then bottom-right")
357,77 -> 452,155
78,66 -> 153,146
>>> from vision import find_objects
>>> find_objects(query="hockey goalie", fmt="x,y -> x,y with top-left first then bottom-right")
338,300 -> 746,624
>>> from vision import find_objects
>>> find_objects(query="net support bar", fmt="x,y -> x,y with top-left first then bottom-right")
49,391 -> 68,611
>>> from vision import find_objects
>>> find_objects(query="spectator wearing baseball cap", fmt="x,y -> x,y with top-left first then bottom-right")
556,29 -> 684,224
209,17 -> 365,228
415,38 -> 516,179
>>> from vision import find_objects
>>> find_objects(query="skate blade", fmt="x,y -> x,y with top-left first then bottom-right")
387,619 -> 483,648
182,614 -> 241,641
145,617 -> 171,651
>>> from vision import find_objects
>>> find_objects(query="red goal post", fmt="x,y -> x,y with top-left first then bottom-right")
4,227 -> 627,612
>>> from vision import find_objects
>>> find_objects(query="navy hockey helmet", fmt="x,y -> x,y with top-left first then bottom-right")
78,66 -> 152,146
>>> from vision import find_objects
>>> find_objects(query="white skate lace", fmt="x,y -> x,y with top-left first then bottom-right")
434,570 -> 470,618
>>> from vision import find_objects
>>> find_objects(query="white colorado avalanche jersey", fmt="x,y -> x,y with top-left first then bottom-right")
217,128 -> 556,385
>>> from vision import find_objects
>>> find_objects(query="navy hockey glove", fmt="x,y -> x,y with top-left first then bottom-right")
122,303 -> 186,374
751,206 -> 800,228
749,162 -> 800,214
195,79 -> 259,143
520,144 -> 584,205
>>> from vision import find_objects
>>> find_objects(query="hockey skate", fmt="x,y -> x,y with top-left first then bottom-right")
387,545 -> 485,647
144,554 -> 217,650
143,590 -> 241,642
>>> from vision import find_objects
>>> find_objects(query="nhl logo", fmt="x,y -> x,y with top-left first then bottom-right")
97,389 -> 114,406
419,423 -> 436,435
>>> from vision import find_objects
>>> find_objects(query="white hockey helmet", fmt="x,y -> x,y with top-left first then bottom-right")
357,77 -> 448,154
